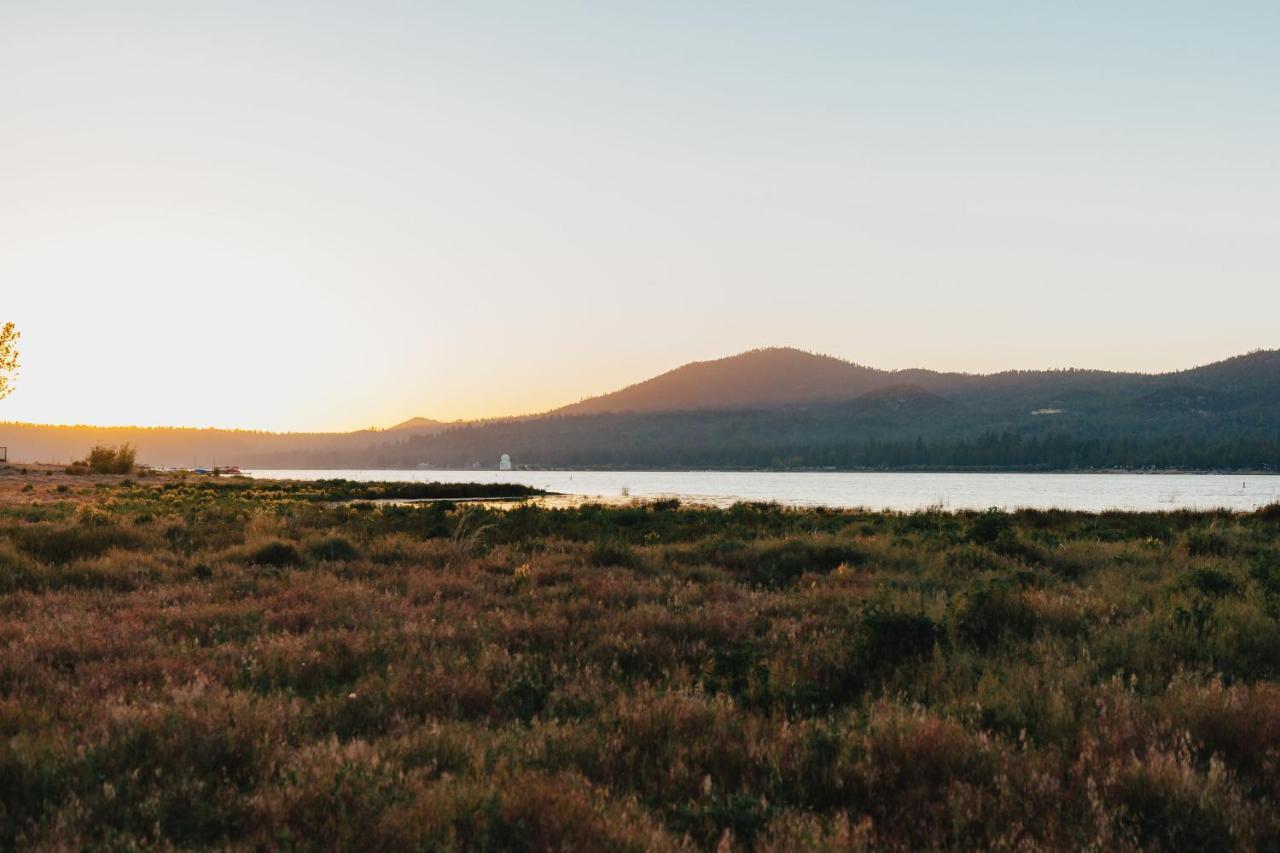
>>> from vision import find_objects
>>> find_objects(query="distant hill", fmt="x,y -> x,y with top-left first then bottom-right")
385,348 -> 1280,471
5,348 -> 1280,471
554,348 -> 901,414
386,417 -> 448,434
549,346 -> 1197,416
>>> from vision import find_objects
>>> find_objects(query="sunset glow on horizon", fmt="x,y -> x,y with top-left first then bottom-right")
4,2 -> 1278,432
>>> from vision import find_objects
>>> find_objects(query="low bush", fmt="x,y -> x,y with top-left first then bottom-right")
1113,757 -> 1237,851
705,537 -> 867,588
1250,551 -> 1280,600
306,535 -> 361,563
5,522 -> 141,564
588,539 -> 642,569
968,507 -> 1012,545
953,582 -> 1037,649
83,443 -> 137,475
1184,526 -> 1232,557
0,540 -> 45,592
243,539 -> 302,568
1182,567 -> 1241,598
857,607 -> 942,670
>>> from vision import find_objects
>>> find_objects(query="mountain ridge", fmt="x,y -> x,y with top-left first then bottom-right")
545,346 -> 1272,417
4,347 -> 1279,470
373,347 -> 1280,471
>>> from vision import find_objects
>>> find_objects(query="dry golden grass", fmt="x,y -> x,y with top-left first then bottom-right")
1,472 -> 1279,849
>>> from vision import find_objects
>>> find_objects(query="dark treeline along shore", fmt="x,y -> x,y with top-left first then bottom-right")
3,471 -> 1280,848
7,347 -> 1280,472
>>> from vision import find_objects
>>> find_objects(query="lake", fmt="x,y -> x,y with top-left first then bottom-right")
244,469 -> 1280,512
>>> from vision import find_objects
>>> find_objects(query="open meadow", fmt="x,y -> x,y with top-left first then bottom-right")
2,469 -> 1280,849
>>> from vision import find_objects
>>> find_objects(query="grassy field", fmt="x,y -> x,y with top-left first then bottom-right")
1,470 -> 1279,850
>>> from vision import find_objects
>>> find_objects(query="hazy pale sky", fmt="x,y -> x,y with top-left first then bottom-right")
3,2 -> 1277,431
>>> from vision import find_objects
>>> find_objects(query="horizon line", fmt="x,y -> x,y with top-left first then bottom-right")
2,345 -> 1275,435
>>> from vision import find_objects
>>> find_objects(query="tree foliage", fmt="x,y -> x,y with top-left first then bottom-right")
77,443 -> 137,475
0,322 -> 18,400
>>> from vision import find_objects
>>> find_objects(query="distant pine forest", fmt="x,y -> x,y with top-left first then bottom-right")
254,408 -> 1280,473
380,421 -> 1280,473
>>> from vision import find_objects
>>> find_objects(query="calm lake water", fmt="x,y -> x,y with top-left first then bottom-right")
245,470 -> 1280,512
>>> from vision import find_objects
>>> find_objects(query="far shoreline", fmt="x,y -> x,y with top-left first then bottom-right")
7,460 -> 1277,477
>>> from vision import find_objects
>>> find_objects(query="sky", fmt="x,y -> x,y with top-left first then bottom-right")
2,1 -> 1278,432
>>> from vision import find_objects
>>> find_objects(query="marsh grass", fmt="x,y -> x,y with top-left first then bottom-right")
2,476 -> 1280,848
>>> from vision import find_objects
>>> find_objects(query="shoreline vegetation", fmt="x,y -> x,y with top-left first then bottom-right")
2,470 -> 1280,848
244,465 -> 1280,476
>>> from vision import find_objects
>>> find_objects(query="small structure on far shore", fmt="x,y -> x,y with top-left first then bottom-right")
499,453 -> 512,471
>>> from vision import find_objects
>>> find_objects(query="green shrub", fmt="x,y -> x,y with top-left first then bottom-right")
953,583 -> 1036,649
496,659 -> 551,721
244,540 -> 302,568
672,791 -> 772,848
0,540 -> 46,592
1254,502 -> 1280,522
1115,764 -> 1235,851
944,543 -> 1006,572
969,508 -> 1012,545
702,642 -> 769,702
82,443 -> 136,475
7,523 -> 141,564
1250,552 -> 1280,598
858,608 -> 943,669
306,535 -> 361,563
588,539 -> 641,569
0,735 -> 75,847
1182,568 -> 1241,598
707,538 -> 866,588
1184,527 -> 1230,557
